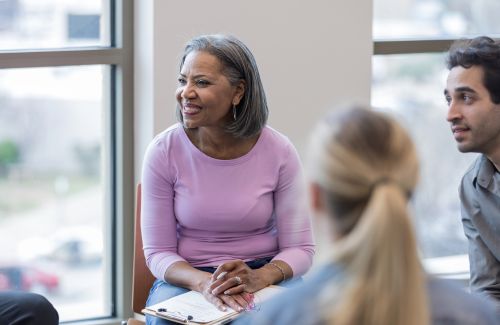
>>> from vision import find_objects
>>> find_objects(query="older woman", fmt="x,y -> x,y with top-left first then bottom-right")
141,34 -> 315,324
235,107 -> 498,325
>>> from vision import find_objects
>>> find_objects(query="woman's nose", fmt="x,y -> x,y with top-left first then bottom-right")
180,82 -> 196,99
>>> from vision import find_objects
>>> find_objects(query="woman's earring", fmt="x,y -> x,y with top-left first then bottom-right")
232,104 -> 237,121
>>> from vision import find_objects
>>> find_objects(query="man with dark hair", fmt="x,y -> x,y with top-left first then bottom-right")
0,291 -> 59,324
444,36 -> 500,303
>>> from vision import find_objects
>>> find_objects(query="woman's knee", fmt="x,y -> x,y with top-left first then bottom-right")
145,280 -> 189,325
146,279 -> 189,307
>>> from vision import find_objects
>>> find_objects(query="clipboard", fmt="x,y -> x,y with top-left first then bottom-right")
142,285 -> 283,324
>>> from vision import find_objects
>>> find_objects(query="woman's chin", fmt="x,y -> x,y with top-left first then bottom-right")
183,120 -> 198,129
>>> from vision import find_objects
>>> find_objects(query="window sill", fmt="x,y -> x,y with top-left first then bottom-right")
423,254 -> 470,285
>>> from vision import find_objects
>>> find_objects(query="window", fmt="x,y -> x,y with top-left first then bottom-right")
0,0 -> 110,50
373,0 -> 500,277
0,0 -> 133,323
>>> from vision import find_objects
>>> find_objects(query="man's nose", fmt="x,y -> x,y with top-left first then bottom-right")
446,100 -> 461,122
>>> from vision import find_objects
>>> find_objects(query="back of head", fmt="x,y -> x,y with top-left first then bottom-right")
446,36 -> 500,104
176,34 -> 268,138
308,106 -> 428,325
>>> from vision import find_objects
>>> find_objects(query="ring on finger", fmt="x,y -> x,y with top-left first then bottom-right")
234,276 -> 242,285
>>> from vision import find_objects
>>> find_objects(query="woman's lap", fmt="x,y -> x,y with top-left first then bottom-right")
144,257 -> 298,325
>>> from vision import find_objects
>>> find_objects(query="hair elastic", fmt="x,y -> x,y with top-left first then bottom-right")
371,177 -> 412,198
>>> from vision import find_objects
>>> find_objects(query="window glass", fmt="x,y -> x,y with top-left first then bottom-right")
372,53 -> 477,258
0,66 -> 111,321
374,0 -> 500,39
0,0 -> 109,50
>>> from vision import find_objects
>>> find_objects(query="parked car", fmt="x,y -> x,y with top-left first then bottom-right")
0,264 -> 59,293
17,225 -> 103,266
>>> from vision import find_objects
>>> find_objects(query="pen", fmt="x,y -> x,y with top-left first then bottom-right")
156,308 -> 193,323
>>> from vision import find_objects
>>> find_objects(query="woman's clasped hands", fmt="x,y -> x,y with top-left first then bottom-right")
201,260 -> 269,313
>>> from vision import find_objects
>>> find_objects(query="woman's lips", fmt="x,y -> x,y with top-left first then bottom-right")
183,104 -> 202,115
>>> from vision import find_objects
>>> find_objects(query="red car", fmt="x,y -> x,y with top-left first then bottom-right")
0,265 -> 59,293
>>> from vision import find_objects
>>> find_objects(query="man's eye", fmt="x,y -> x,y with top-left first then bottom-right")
178,78 -> 186,85
445,96 -> 451,105
463,94 -> 473,103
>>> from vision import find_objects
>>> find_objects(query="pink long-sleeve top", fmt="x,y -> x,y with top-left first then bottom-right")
141,123 -> 315,281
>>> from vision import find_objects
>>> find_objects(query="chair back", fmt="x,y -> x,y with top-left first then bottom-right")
132,183 -> 156,314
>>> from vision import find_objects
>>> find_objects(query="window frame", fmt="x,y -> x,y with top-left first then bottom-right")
0,0 -> 134,323
374,39 -> 455,55
373,38 -> 471,282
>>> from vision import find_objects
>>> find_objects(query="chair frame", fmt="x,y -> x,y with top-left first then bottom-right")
126,184 -> 155,325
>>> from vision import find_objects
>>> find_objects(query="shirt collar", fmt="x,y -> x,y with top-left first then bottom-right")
473,154 -> 497,189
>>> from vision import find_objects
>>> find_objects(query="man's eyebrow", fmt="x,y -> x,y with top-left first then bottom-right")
454,86 -> 477,94
443,86 -> 478,96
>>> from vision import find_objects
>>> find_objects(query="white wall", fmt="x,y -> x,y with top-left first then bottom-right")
134,0 -> 373,181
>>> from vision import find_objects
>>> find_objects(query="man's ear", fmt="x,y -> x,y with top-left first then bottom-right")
309,182 -> 326,214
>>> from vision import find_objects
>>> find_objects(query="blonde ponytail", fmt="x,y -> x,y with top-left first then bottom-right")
327,183 -> 428,325
308,107 -> 429,325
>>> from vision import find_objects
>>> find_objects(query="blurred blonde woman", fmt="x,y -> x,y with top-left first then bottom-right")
235,106 -> 498,325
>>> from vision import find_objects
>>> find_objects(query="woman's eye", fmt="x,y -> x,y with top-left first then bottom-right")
177,78 -> 186,85
196,79 -> 210,86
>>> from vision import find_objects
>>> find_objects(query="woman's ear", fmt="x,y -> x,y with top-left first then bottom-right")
309,182 -> 326,214
232,80 -> 246,106
309,182 -> 338,242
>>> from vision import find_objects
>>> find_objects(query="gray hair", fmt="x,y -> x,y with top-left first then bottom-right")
176,34 -> 268,138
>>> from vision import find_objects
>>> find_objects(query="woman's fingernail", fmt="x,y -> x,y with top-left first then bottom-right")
216,271 -> 228,280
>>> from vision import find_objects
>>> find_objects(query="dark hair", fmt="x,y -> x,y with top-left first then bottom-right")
176,34 -> 268,138
446,36 -> 500,104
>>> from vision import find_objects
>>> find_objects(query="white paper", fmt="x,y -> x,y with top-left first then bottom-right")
146,285 -> 283,323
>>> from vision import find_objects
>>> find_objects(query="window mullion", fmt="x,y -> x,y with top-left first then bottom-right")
0,48 -> 123,69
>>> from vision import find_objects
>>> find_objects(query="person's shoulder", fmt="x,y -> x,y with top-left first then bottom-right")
234,265 -> 340,325
234,286 -> 311,325
143,124 -> 185,164
152,123 -> 182,143
260,125 -> 297,156
262,125 -> 291,142
427,277 -> 498,324
147,123 -> 184,150
462,155 -> 484,183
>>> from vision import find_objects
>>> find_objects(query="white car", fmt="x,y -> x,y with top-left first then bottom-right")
18,226 -> 103,266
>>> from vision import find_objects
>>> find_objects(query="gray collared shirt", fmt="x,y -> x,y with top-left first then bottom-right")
460,154 -> 500,303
